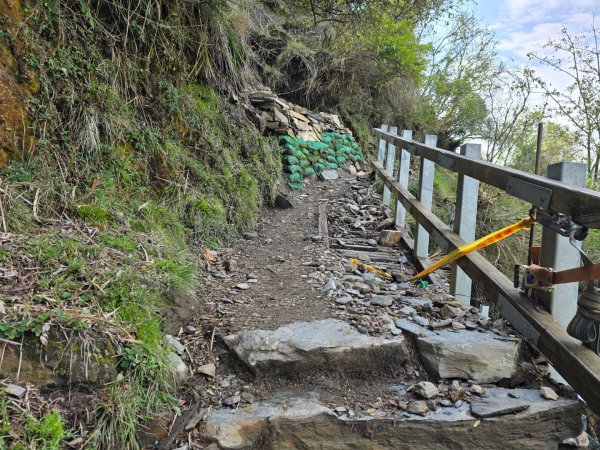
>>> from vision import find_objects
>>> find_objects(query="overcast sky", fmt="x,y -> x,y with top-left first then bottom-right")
472,0 -> 599,91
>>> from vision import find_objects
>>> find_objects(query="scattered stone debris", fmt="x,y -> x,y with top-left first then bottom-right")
180,171 -> 579,449
247,89 -> 352,140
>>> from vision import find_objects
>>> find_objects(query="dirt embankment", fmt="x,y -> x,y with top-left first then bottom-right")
0,0 -> 37,166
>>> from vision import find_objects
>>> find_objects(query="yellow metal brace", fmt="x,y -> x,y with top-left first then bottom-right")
410,217 -> 534,281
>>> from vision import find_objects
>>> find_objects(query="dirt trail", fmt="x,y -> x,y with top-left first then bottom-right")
151,172 -> 580,449
196,176 -> 352,334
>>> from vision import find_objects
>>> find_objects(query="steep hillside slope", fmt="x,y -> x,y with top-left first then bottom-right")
0,0 -> 440,446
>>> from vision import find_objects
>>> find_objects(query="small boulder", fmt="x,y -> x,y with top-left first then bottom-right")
370,295 -> 393,307
198,363 -> 216,378
378,230 -> 403,247
407,400 -> 428,416
408,381 -> 439,399
222,395 -> 241,406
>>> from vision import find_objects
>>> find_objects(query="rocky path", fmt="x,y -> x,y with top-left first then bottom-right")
156,173 -> 586,449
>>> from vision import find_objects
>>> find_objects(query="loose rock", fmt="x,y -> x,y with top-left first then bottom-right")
370,295 -> 393,307
223,395 -> 241,406
470,385 -> 485,396
541,386 -> 558,401
198,363 -> 216,378
408,381 -> 439,399
378,230 -> 402,247
407,400 -> 428,416
5,384 -> 26,399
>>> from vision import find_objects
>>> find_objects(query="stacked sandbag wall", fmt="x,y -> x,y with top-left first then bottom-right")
280,132 -> 365,189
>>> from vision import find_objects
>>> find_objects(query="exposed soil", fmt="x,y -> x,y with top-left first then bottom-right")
195,177 -> 347,333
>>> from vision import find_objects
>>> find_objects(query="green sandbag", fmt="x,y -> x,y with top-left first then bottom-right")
326,155 -> 337,163
299,141 -> 308,149
314,163 -> 326,173
293,149 -> 305,158
300,159 -> 311,168
304,167 -> 315,175
284,155 -> 299,165
307,141 -> 329,151
285,171 -> 302,181
283,164 -> 303,174
282,143 -> 297,151
280,136 -> 297,146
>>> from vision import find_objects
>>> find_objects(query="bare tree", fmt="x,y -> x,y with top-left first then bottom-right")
529,24 -> 600,187
479,67 -> 543,164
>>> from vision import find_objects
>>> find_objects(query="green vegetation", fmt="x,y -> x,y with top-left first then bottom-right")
0,400 -> 70,450
0,0 -> 282,446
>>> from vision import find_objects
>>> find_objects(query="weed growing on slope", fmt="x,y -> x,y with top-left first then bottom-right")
0,0 -> 281,446
0,397 -> 73,450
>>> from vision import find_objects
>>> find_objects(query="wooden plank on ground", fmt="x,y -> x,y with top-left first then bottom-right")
372,159 -> 600,415
318,203 -> 329,248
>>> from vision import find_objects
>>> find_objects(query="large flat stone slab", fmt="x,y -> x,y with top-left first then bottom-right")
224,319 -> 409,376
200,388 -> 581,449
416,330 -> 521,383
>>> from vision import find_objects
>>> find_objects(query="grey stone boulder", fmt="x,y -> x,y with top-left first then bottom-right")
223,319 -> 409,377
417,330 -> 521,383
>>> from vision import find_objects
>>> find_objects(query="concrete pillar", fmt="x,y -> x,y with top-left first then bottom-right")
382,126 -> 398,207
395,130 -> 412,228
450,143 -> 481,306
415,135 -> 437,258
539,162 -> 587,329
377,124 -> 389,165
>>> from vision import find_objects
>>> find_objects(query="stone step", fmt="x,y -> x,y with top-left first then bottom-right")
199,388 -> 582,449
395,318 -> 522,383
223,319 -> 410,377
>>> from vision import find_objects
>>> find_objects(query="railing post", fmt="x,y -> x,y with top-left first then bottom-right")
415,135 -> 437,258
377,124 -> 389,165
450,143 -> 481,306
382,126 -> 398,207
538,162 -> 587,328
395,130 -> 412,228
